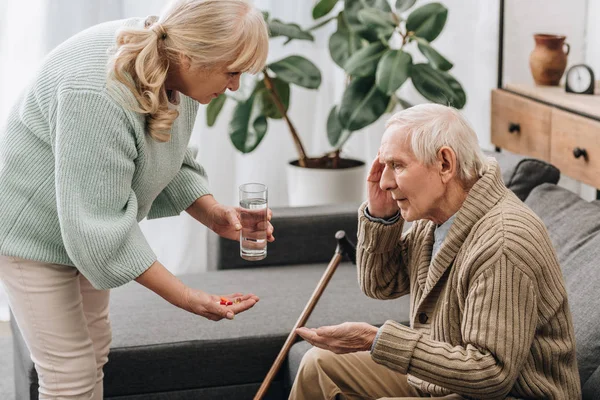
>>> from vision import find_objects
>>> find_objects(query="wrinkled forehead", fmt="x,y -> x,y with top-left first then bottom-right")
379,125 -> 412,162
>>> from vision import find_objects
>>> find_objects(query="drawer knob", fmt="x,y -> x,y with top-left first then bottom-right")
508,122 -> 520,134
573,147 -> 588,160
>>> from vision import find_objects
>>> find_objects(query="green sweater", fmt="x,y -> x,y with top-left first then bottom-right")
358,161 -> 581,399
0,18 -> 211,290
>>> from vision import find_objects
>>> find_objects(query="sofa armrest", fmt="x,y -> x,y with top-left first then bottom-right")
207,203 -> 360,270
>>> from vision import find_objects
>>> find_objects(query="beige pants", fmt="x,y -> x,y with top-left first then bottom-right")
0,255 -> 111,400
289,347 -> 464,400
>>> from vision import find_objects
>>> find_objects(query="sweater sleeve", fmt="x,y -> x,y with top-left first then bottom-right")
371,253 -> 538,400
356,201 -> 411,300
146,145 -> 211,220
53,89 -> 156,290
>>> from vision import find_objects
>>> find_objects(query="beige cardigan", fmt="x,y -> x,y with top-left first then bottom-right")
357,161 -> 581,399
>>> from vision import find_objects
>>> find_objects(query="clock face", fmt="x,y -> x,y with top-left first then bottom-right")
567,66 -> 592,93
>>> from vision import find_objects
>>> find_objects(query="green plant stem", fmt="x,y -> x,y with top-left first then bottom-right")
401,30 -> 413,46
307,15 -> 336,32
332,150 -> 340,168
263,69 -> 308,167
336,132 -> 352,153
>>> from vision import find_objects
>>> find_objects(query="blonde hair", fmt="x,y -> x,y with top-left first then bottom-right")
108,0 -> 269,142
385,104 -> 489,183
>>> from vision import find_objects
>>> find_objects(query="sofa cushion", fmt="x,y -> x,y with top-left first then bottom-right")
285,340 -> 312,390
13,263 -> 409,398
582,364 -> 600,400
525,183 -> 600,391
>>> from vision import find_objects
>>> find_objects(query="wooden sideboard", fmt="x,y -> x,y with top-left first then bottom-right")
491,83 -> 600,193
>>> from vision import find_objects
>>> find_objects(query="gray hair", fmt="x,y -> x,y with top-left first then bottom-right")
385,104 -> 489,183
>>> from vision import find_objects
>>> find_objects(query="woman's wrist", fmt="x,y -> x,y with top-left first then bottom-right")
186,194 -> 218,226
135,261 -> 189,309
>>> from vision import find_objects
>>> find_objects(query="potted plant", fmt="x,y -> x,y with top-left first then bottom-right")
206,11 -> 321,165
207,1 -> 466,206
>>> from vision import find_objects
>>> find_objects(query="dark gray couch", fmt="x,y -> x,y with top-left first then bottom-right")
11,151 -> 600,399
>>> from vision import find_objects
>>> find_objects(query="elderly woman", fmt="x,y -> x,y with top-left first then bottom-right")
290,104 -> 581,400
0,0 -> 273,399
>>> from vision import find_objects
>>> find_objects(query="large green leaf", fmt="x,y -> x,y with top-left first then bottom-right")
376,49 -> 412,94
406,3 -> 447,42
254,78 -> 290,119
327,106 -> 344,146
329,12 -> 364,68
228,95 -> 269,153
344,42 -> 387,77
410,63 -> 466,108
357,8 -> 397,41
337,9 -> 351,34
367,0 -> 393,12
269,19 -> 314,42
441,70 -> 467,109
313,0 -> 339,19
395,0 -> 416,13
268,56 -> 322,89
206,94 -> 226,127
344,0 -> 392,41
358,7 -> 397,27
415,37 -> 452,71
339,76 -> 390,131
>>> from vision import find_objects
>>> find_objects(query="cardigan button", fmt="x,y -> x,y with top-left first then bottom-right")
418,312 -> 428,324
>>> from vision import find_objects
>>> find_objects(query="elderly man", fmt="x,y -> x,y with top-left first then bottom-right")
290,104 -> 581,400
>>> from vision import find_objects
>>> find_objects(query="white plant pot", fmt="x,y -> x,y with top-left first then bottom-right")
286,159 -> 367,207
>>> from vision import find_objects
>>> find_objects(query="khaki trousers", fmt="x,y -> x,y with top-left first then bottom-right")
0,255 -> 111,400
289,347 -> 464,400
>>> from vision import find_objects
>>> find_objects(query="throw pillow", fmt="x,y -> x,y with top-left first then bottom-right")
502,158 -> 560,201
484,150 -> 560,201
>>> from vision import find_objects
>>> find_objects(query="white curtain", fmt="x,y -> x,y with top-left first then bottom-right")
0,0 -> 499,320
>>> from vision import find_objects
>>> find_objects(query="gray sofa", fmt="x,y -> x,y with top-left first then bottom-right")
11,151 -> 600,399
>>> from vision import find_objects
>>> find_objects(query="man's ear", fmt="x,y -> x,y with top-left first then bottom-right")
437,146 -> 457,184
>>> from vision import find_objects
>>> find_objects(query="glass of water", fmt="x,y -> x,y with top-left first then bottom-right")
239,183 -> 268,261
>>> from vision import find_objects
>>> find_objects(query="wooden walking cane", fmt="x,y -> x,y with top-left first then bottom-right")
254,230 -> 356,400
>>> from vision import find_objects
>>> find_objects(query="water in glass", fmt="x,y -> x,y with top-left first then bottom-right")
240,198 -> 267,260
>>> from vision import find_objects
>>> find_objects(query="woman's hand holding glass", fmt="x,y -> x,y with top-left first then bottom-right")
204,202 -> 275,243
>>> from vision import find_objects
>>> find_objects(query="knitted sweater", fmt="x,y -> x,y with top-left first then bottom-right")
358,160 -> 581,399
0,18 -> 210,290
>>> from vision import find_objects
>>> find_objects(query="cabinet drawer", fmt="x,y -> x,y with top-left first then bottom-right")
491,89 -> 551,160
551,109 -> 600,188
